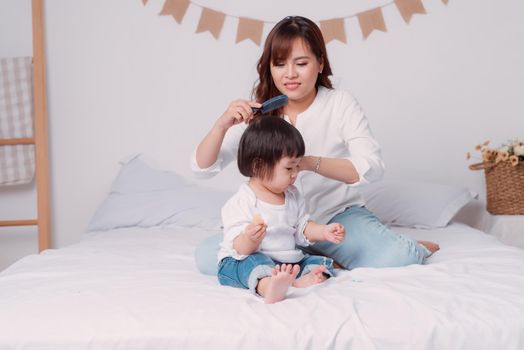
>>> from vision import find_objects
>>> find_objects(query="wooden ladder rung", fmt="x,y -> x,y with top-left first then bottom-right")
0,220 -> 38,227
0,138 -> 35,146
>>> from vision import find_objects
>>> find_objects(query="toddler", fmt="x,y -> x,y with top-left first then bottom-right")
217,116 -> 345,303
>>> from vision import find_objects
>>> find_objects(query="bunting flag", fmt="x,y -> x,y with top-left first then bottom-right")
320,18 -> 347,44
358,8 -> 387,39
159,0 -> 190,24
196,7 -> 226,39
395,0 -> 426,24
146,0 -> 450,45
236,17 -> 264,45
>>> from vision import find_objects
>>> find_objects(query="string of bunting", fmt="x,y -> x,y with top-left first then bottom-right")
142,0 -> 450,45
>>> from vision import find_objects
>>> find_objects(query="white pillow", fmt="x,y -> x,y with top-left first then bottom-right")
360,181 -> 478,229
87,155 -> 230,232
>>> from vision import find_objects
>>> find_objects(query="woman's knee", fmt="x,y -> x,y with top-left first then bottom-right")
195,233 -> 222,275
324,206 -> 424,268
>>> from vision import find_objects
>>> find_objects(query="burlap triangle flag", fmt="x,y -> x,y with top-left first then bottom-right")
196,7 -> 226,39
358,7 -> 387,39
236,17 -> 264,46
159,0 -> 190,24
442,0 -> 449,4
142,0 -> 148,5
395,0 -> 426,24
320,18 -> 347,44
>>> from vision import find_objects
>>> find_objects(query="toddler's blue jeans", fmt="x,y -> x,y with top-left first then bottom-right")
218,253 -> 334,294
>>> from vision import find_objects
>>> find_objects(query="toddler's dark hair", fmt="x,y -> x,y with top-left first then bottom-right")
237,116 -> 305,179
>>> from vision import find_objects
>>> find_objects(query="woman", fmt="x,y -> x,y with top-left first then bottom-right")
192,16 -> 438,273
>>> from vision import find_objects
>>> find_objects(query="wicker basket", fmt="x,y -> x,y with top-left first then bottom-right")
469,161 -> 524,215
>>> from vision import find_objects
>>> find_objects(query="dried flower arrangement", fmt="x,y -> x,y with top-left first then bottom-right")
467,139 -> 524,215
467,139 -> 524,167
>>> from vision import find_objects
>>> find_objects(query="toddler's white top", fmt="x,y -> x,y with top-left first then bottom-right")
219,183 -> 311,263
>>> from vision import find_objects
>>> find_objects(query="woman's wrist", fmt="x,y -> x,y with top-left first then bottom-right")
300,155 -> 322,172
300,156 -> 316,172
213,119 -> 230,134
313,156 -> 322,173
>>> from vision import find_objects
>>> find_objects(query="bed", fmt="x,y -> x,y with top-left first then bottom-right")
2,223 -> 524,349
1,156 -> 523,349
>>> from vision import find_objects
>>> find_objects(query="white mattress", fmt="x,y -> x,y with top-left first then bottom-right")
1,223 -> 523,349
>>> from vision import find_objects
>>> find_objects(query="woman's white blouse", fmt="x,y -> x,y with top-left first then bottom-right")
191,87 -> 385,224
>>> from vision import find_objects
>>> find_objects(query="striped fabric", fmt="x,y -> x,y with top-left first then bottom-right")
0,57 -> 35,186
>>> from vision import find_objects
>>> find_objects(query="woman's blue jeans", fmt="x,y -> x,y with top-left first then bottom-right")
195,206 -> 429,276
304,206 -> 429,269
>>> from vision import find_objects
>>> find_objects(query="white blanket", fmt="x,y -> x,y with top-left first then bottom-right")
1,223 -> 523,349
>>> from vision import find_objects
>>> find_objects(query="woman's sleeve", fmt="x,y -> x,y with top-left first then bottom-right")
190,123 -> 246,179
339,93 -> 385,186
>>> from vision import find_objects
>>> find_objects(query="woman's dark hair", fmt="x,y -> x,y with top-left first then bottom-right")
253,16 -> 333,116
238,116 -> 305,179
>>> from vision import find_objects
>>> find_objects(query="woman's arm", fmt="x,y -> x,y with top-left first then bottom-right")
299,156 -> 360,184
195,99 -> 261,168
195,123 -> 228,168
298,92 -> 384,185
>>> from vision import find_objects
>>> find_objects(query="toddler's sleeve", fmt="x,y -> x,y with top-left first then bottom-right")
292,188 -> 312,247
221,196 -> 251,258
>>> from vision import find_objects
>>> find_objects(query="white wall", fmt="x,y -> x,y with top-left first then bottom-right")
1,0 -> 523,270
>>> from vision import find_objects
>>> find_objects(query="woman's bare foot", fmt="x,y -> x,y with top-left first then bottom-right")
418,240 -> 440,257
293,265 -> 329,288
263,264 -> 300,304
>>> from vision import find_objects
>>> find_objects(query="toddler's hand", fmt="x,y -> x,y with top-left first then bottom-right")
323,223 -> 345,244
244,222 -> 266,243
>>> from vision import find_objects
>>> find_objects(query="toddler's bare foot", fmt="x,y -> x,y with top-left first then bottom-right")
264,264 -> 300,304
293,265 -> 329,288
418,240 -> 440,257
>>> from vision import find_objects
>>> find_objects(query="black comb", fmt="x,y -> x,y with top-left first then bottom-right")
252,95 -> 288,115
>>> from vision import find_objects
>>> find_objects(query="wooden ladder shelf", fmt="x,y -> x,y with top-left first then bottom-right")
0,0 -> 51,252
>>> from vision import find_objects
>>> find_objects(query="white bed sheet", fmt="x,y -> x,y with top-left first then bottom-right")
1,223 -> 523,350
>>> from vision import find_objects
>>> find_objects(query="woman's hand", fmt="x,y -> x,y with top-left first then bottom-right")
322,223 -> 345,244
215,100 -> 262,131
196,99 -> 261,169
